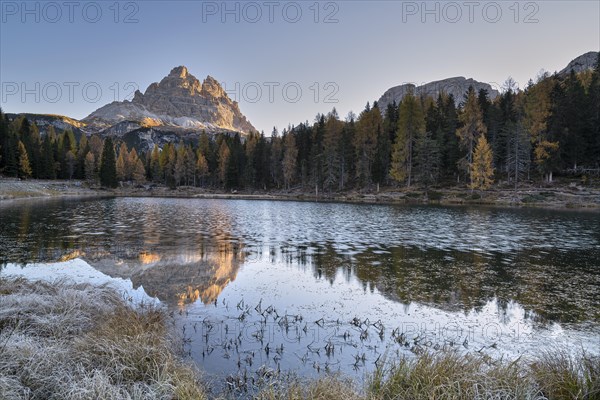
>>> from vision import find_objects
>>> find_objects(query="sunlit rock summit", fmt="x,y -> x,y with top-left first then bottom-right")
83,66 -> 256,136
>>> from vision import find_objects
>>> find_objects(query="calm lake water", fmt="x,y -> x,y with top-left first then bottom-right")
1,197 -> 599,392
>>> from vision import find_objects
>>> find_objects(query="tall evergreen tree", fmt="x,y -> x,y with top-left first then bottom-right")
196,149 -> 209,187
1,112 -> 18,177
505,120 -> 531,189
323,109 -> 343,191
354,103 -> 381,186
217,139 -> 230,187
282,131 -> 298,189
456,86 -> 487,186
99,137 -> 118,188
415,130 -> 441,188
84,151 -> 96,182
149,144 -> 161,182
40,133 -> 56,179
524,74 -> 559,182
390,93 -> 424,187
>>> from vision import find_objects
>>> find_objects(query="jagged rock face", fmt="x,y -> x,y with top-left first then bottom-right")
378,77 -> 500,112
559,51 -> 599,76
83,66 -> 256,135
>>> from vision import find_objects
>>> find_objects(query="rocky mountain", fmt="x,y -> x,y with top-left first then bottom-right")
559,51 -> 599,75
83,66 -> 256,136
378,77 -> 500,112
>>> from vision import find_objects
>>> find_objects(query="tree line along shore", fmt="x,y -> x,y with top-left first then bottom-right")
1,56 -> 600,194
1,177 -> 600,210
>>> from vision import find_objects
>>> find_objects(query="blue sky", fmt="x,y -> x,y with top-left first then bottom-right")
1,1 -> 599,133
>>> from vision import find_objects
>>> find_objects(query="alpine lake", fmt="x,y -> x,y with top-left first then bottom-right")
1,197 -> 599,392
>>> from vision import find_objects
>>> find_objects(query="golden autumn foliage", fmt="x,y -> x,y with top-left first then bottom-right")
469,135 -> 494,191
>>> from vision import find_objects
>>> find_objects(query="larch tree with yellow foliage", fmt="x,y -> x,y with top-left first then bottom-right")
17,140 -> 32,179
523,74 -> 560,182
456,86 -> 487,186
470,135 -> 494,191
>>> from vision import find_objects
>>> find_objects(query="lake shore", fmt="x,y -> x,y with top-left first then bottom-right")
1,177 -> 599,210
1,277 -> 598,399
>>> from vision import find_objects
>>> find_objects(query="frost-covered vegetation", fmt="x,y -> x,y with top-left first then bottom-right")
1,277 -> 598,399
0,278 -> 206,400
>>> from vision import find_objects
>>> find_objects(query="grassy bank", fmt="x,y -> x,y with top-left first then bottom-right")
1,278 -> 598,399
251,351 -> 599,400
0,278 -> 206,400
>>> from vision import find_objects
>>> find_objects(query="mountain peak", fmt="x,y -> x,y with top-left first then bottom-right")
83,66 -> 256,139
169,66 -> 189,78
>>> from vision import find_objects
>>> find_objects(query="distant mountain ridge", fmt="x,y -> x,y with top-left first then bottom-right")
377,77 -> 500,111
6,52 -> 598,148
559,51 -> 599,75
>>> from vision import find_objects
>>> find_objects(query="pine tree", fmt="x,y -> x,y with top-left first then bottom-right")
415,130 -> 441,188
440,94 -> 460,179
505,120 -> 531,189
116,143 -> 128,181
184,146 -> 196,186
3,130 -> 18,177
339,113 -> 356,190
99,137 -> 117,188
149,144 -> 161,182
282,131 -> 298,189
309,118 -> 325,189
270,133 -> 283,189
57,129 -> 77,179
323,109 -> 343,191
470,135 -> 494,191
523,74 -> 559,182
40,131 -> 56,179
456,86 -> 487,185
217,140 -> 230,186
75,134 -> 89,179
390,93 -> 424,187
196,150 -> 209,187
253,132 -> 269,189
24,122 -> 41,178
354,103 -> 381,186
84,151 -> 96,182
17,141 -> 32,179
559,71 -> 587,169
65,150 -> 76,180
174,143 -> 187,186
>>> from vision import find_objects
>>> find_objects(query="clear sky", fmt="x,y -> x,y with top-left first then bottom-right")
1,0 -> 598,134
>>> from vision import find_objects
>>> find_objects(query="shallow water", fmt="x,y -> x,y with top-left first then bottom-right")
1,197 -> 599,391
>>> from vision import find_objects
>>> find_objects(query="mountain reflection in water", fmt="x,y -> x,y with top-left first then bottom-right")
0,197 -> 598,324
